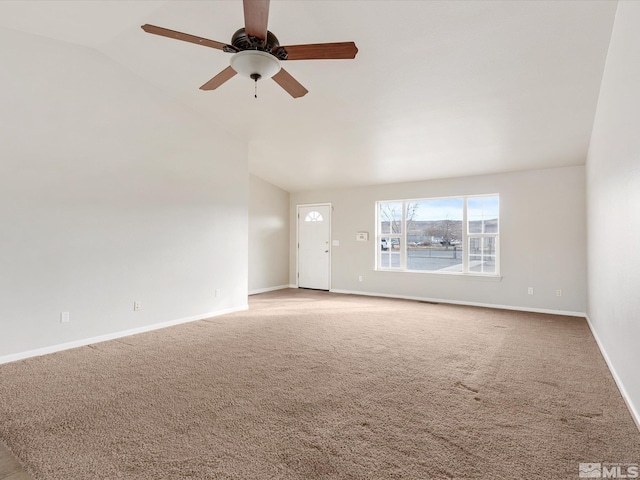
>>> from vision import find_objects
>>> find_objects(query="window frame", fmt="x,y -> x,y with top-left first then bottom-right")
378,201 -> 405,269
375,194 -> 500,277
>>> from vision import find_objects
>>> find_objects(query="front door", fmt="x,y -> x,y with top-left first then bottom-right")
298,204 -> 331,290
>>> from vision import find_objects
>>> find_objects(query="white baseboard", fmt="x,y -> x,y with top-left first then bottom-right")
289,284 -> 298,289
329,288 -> 586,317
585,314 -> 640,433
248,285 -> 290,295
0,305 -> 248,366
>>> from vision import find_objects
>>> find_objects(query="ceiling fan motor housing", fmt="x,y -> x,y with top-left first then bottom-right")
227,28 -> 288,60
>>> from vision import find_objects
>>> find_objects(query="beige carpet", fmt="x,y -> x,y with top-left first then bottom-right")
1,289 -> 639,479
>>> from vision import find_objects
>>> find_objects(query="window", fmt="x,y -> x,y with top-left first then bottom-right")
376,195 -> 499,275
304,211 -> 323,222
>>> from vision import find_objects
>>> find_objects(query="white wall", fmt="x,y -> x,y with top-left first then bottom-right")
0,28 -> 248,359
291,166 -> 586,314
586,1 -> 640,426
249,175 -> 290,294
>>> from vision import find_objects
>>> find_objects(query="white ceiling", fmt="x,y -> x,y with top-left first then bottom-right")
0,1 -> 617,192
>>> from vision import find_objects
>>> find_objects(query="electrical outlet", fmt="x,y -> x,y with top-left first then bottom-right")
527,287 -> 534,295
60,311 -> 70,323
358,275 -> 363,282
134,301 -> 141,311
556,289 -> 562,297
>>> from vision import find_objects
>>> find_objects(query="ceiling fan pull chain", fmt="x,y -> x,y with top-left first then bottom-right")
250,73 -> 261,99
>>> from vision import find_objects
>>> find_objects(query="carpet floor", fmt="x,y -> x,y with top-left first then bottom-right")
1,289 -> 639,479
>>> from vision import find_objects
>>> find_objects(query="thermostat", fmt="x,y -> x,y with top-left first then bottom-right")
356,232 -> 369,241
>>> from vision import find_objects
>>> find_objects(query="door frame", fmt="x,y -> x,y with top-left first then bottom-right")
296,203 -> 332,290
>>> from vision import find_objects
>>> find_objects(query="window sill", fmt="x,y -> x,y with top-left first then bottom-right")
375,269 -> 502,281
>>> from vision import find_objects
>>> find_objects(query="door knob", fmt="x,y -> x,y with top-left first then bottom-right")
324,250 -> 329,253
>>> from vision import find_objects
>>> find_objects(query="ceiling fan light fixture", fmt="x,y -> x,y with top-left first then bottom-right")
230,50 -> 281,80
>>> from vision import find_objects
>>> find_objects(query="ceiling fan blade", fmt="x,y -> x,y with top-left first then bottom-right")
200,66 -> 237,91
243,0 -> 270,41
272,68 -> 308,98
141,24 -> 230,51
278,42 -> 358,60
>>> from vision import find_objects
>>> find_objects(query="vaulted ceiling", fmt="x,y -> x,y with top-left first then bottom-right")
0,1 -> 617,192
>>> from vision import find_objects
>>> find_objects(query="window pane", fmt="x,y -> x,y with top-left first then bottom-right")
380,252 -> 390,268
379,237 -> 389,268
468,195 -> 499,234
379,202 -> 402,234
379,237 -> 401,269
389,237 -> 401,268
469,237 -> 497,273
407,198 -> 463,272
469,256 -> 496,274
469,237 -> 496,255
408,243 -> 463,272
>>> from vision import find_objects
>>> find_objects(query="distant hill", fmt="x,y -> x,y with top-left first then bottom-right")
381,219 -> 497,235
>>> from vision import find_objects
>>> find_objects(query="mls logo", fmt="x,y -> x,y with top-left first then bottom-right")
580,462 -> 640,478
580,463 -> 602,478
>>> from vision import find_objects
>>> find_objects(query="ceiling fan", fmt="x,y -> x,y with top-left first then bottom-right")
141,0 -> 358,98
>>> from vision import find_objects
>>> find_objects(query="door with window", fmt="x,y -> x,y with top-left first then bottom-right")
297,204 -> 331,290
